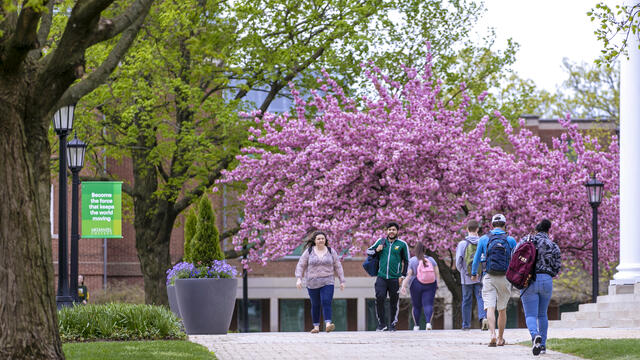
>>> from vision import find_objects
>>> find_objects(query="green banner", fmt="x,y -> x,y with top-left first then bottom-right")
81,181 -> 122,238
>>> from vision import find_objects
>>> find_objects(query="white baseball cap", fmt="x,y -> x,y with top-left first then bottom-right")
491,214 -> 506,223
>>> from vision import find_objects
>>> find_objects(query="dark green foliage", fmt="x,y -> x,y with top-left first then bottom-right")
63,340 -> 215,360
58,304 -> 185,342
184,209 -> 198,262
190,195 -> 224,264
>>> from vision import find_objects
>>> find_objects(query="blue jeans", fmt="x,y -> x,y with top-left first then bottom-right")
520,273 -> 553,346
461,283 -> 486,328
308,285 -> 334,326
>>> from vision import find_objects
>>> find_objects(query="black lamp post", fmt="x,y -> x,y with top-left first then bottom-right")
585,175 -> 604,303
242,244 -> 249,332
67,133 -> 87,303
53,104 -> 75,308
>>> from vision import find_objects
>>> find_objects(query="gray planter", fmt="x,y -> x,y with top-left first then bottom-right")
167,285 -> 181,318
175,277 -> 237,335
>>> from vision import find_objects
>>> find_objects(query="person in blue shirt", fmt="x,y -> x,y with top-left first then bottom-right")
470,214 -> 517,347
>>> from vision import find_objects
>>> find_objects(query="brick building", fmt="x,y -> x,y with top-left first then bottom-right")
51,114 -> 616,331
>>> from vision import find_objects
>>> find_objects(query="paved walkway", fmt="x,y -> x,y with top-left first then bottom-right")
189,328 -> 640,360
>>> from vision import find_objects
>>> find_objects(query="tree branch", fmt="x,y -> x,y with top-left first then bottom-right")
1,1 -> 45,72
173,155 -> 234,214
33,0 -> 54,57
258,46 -> 326,113
76,0 -> 116,19
223,237 -> 264,259
88,0 -> 156,46
156,164 -> 169,183
221,227 -> 240,240
57,7 -> 150,107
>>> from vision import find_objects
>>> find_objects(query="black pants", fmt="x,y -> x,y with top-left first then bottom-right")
375,277 -> 400,327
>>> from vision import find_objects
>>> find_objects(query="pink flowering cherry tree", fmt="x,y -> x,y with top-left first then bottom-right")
218,56 -> 619,322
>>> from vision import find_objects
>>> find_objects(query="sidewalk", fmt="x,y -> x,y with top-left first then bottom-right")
189,328 -> 639,360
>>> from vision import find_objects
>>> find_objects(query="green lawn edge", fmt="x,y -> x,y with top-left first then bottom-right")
519,338 -> 640,360
63,340 -> 216,360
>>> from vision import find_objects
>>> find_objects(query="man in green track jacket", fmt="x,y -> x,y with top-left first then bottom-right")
366,222 -> 410,331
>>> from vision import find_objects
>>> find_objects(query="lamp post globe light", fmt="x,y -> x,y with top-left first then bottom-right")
53,104 -> 76,308
67,134 -> 87,303
584,174 -> 604,304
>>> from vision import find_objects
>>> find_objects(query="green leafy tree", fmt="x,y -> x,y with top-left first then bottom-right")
190,196 -> 224,264
74,0 -> 519,305
183,209 -> 197,263
0,0 -> 154,358
590,2 -> 640,63
550,58 -> 619,122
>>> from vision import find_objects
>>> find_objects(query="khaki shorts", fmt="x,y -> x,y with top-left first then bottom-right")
482,273 -> 511,311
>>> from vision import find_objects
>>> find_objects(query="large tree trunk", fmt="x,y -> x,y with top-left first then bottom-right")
135,218 -> 173,305
0,94 -> 64,358
0,0 -> 155,357
132,144 -> 174,305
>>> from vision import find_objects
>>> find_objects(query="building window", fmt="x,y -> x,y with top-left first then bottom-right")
229,299 -> 270,332
332,299 -> 347,331
237,299 -> 264,332
366,298 -> 386,330
280,299 -> 305,332
505,298 -> 519,328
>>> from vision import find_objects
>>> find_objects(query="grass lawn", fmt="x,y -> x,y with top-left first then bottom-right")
63,340 -> 216,360
521,338 -> 640,360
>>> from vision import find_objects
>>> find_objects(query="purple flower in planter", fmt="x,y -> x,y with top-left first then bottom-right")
167,260 -> 238,283
166,262 -> 196,285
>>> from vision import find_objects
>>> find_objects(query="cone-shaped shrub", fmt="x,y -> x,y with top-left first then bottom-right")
183,209 -> 197,262
190,195 -> 224,263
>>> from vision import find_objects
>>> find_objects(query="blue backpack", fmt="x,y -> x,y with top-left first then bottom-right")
362,240 -> 385,277
486,232 -> 511,275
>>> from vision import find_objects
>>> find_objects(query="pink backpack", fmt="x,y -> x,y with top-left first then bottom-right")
416,259 -> 436,284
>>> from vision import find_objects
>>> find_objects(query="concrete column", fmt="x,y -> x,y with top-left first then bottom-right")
270,297 -> 278,332
614,0 -> 640,284
357,297 -> 366,331
443,302 -> 453,330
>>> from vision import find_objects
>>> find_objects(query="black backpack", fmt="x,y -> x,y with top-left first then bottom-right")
486,232 -> 512,275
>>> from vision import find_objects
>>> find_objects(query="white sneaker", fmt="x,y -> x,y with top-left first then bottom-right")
413,325 -> 420,331
426,323 -> 432,330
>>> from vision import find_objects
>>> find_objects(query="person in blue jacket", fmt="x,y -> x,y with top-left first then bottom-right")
470,214 -> 517,347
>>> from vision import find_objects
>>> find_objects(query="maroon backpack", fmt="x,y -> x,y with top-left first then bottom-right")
506,235 -> 537,290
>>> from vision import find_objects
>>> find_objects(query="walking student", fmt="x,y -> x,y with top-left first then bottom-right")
295,231 -> 346,333
401,242 -> 438,331
455,219 -> 487,330
471,214 -> 517,347
366,222 -> 410,331
518,219 -> 562,355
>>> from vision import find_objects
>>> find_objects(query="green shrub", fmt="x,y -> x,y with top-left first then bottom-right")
183,208 -> 197,262
58,303 -> 185,342
190,195 -> 224,263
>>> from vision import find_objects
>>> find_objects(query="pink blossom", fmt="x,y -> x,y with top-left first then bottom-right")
219,59 -> 619,273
